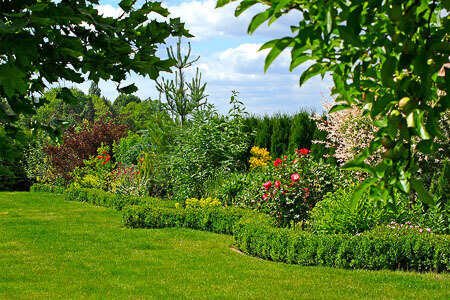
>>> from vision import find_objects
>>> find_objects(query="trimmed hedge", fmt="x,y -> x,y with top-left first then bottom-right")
233,218 -> 449,272
30,184 -> 450,272
30,183 -> 65,194
122,204 -> 266,235
30,184 -> 175,211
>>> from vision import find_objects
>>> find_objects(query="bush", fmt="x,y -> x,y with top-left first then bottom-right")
309,186 -> 396,234
123,204 -> 264,235
43,118 -> 127,181
113,131 -> 152,165
29,183 -> 65,194
169,96 -> 249,201
233,216 -> 449,272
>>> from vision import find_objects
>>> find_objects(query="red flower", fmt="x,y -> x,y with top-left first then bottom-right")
298,149 -> 310,155
262,194 -> 269,200
291,173 -> 300,182
119,162 -> 122,165
274,158 -> 282,167
102,162 -> 106,165
102,151 -> 107,154
263,181 -> 272,190
275,181 -> 281,188
284,156 -> 287,160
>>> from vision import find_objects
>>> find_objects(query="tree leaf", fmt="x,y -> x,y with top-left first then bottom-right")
299,63 -> 323,87
262,37 -> 293,72
235,0 -> 258,17
248,10 -> 271,35
381,57 -> 396,87
0,65 -> 27,97
411,178 -> 435,205
350,178 -> 378,212
329,103 -> 351,113
58,88 -> 79,105
118,83 -> 138,94
119,0 -> 134,12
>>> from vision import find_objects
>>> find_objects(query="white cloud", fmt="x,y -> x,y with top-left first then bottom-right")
166,0 -> 302,41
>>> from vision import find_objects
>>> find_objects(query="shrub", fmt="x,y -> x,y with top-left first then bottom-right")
169,95 -> 250,201
43,118 -> 127,181
29,183 -> 65,194
309,186 -> 396,234
184,197 -> 222,209
113,131 -> 152,165
233,216 -> 449,272
122,204 -> 264,235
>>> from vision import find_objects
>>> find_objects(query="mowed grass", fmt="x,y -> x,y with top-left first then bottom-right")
0,192 -> 448,299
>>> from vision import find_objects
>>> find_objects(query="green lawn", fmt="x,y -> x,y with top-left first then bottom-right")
0,192 -> 448,299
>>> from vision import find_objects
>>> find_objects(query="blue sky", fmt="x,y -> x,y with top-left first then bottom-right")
74,0 -> 333,115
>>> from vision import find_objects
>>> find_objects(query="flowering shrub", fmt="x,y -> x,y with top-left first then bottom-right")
258,149 -> 319,226
183,197 -> 222,209
70,144 -> 115,190
386,221 -> 433,234
248,146 -> 271,168
44,118 -> 127,180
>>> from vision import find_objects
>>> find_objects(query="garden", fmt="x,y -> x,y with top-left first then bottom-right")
0,0 -> 449,298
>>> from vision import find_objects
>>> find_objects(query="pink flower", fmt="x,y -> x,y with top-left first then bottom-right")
262,194 -> 269,200
275,181 -> 281,188
291,173 -> 300,182
263,181 -> 272,190
274,158 -> 282,167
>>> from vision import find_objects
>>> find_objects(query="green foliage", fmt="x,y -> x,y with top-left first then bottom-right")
217,0 -> 449,207
113,94 -> 141,110
309,186 -> 397,234
0,0 -> 189,137
233,216 -> 449,272
156,37 -> 208,126
184,197 -> 222,209
169,93 -> 250,201
113,132 -> 152,165
123,203 -> 262,235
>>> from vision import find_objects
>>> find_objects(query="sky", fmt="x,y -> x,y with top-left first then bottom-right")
71,0 -> 333,115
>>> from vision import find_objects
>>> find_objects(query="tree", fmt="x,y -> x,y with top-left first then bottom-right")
113,94 -> 142,110
88,81 -> 101,98
0,0 -> 190,138
217,0 -> 449,209
156,36 -> 208,126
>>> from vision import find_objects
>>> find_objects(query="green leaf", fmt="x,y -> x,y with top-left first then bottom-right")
27,3 -> 48,11
262,37 -> 293,72
118,83 -> 138,94
119,0 -> 134,12
337,26 -> 362,47
326,10 -> 332,33
235,0 -> 258,17
411,178 -> 435,205
0,65 -> 27,97
329,103 -> 351,113
381,57 -> 396,87
248,10 -> 271,35
216,0 -> 232,8
58,88 -> 79,105
299,63 -> 323,87
416,140 -> 439,154
350,178 -> 378,211
289,54 -> 311,71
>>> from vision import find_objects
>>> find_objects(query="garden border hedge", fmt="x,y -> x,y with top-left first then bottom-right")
31,184 -> 449,272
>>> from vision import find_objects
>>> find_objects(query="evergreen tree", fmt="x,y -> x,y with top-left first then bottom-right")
88,81 -> 101,97
84,97 -> 95,122
156,36 -> 208,126
288,111 -> 315,153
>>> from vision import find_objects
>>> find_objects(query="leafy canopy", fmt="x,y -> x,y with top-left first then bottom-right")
0,0 -> 190,137
217,0 -> 449,209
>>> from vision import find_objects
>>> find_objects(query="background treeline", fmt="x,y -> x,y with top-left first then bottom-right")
241,113 -> 335,164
